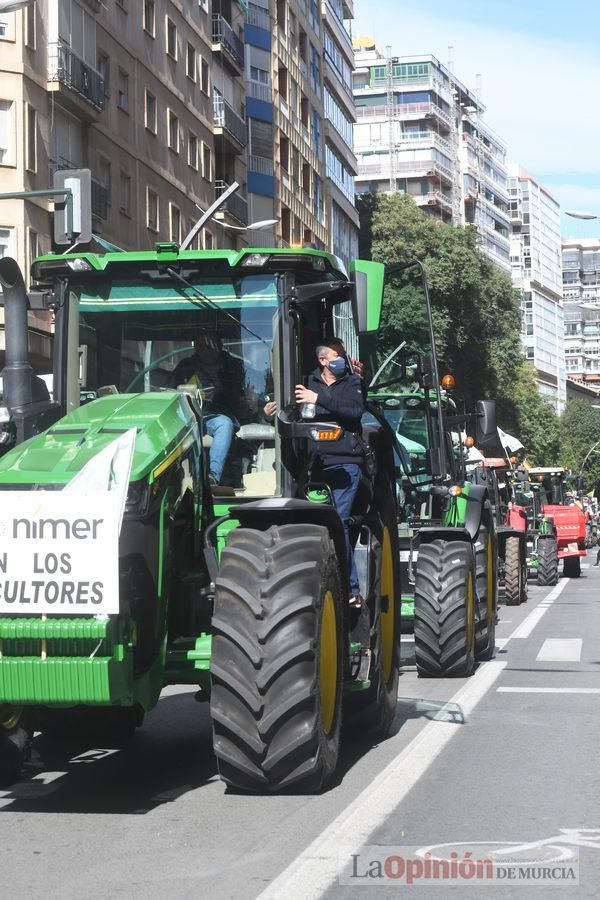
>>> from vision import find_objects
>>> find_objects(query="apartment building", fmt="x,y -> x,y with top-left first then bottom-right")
562,238 -> 600,384
0,0 -> 221,272
352,41 -> 511,274
508,164 -> 565,411
244,0 -> 358,265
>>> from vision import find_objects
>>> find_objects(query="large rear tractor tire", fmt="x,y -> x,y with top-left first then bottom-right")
537,538 -> 559,587
563,556 -> 581,578
504,536 -> 523,606
346,500 -> 401,738
0,705 -> 32,786
475,520 -> 497,661
414,540 -> 476,677
211,524 -> 344,793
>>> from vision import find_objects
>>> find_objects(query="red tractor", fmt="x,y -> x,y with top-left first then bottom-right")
527,467 -> 587,580
473,458 -> 528,605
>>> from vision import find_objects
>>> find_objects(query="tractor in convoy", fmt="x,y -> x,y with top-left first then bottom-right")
472,457 -> 528,606
0,241 -> 403,792
525,467 -> 587,581
366,264 -> 498,678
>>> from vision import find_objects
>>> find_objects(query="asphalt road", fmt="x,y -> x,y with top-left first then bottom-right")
1,563 -> 599,899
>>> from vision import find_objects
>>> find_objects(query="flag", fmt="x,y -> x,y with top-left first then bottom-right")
64,428 -> 137,533
498,427 -> 524,453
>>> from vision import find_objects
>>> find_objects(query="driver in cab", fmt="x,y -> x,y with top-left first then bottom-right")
171,330 -> 246,489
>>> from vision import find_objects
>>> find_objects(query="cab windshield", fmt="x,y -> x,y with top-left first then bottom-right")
69,273 -> 279,497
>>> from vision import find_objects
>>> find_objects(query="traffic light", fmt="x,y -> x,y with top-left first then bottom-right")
53,168 -> 92,245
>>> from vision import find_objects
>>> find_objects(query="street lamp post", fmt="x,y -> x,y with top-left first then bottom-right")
579,439 -> 600,480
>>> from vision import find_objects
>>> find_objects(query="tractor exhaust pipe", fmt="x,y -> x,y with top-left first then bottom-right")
0,256 -> 35,410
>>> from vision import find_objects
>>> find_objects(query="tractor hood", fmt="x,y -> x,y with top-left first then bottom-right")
0,392 -> 196,487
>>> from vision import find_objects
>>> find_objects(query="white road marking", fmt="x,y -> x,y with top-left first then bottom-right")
510,579 -> 568,639
256,661 -> 506,900
498,687 -> 600,694
536,638 -> 582,662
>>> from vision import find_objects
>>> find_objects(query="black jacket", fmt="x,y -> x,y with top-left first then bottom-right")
307,367 -> 365,467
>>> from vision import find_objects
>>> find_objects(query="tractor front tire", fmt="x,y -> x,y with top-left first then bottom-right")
0,706 -> 32,785
504,536 -> 523,606
563,556 -> 581,578
475,521 -> 497,661
211,524 -> 343,793
537,538 -> 559,586
414,540 -> 476,677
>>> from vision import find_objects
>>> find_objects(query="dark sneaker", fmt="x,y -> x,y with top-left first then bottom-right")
209,474 -> 235,496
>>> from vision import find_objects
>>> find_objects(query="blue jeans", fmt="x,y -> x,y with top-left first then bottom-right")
315,463 -> 362,595
205,414 -> 235,482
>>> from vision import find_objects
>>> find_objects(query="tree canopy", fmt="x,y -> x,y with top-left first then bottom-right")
560,400 -> 600,491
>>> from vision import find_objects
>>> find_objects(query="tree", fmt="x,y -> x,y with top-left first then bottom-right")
358,191 -> 527,418
560,400 -> 600,491
508,363 -> 560,465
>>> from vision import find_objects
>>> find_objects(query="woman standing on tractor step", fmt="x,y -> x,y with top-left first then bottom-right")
295,339 -> 366,609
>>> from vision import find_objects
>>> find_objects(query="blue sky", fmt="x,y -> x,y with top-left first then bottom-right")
354,0 -> 600,238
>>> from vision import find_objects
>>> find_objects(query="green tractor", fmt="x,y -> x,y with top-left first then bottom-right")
366,263 -> 498,677
0,244 -> 401,791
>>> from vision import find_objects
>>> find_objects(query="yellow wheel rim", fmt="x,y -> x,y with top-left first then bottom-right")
381,527 -> 395,683
0,705 -> 22,731
319,591 -> 338,735
467,572 -> 475,650
487,534 -> 494,625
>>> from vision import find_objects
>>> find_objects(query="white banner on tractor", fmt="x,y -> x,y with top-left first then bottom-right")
0,429 -> 136,616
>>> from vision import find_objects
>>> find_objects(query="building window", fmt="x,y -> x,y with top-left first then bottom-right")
168,110 -> 179,152
147,187 -> 159,231
119,172 -> 131,214
169,203 -> 180,242
117,69 -> 129,111
143,0 -> 155,36
145,90 -> 157,133
200,57 -> 210,95
0,226 -> 14,258
25,3 -> 36,48
97,52 -> 110,96
188,131 -> 198,169
166,17 -> 177,60
28,229 -> 39,269
202,142 -> 212,180
0,15 -> 9,39
0,100 -> 15,165
186,43 -> 197,81
26,105 -> 37,172
98,157 -> 111,205
116,0 -> 128,10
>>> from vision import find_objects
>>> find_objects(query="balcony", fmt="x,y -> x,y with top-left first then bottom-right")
212,14 -> 244,72
413,191 -> 453,211
215,181 -> 248,226
47,40 -> 105,113
248,155 -> 274,176
356,101 -> 452,129
213,93 -> 247,151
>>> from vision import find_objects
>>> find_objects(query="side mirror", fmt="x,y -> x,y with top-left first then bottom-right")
476,399 -> 497,447
349,259 -> 385,334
